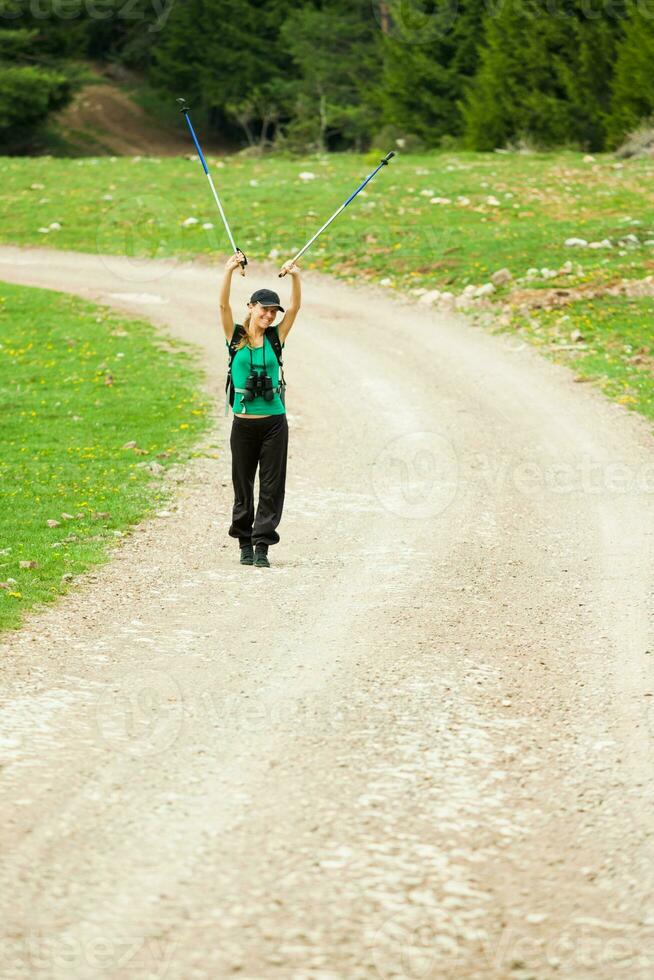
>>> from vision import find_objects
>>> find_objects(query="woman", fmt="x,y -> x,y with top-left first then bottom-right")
220,250 -> 301,568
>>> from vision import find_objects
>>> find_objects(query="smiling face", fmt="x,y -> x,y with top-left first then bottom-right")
248,301 -> 278,331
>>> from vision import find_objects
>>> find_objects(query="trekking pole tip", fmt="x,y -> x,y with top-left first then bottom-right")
381,151 -> 396,164
176,97 -> 190,114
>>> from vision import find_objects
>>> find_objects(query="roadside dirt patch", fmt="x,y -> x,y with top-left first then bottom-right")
54,81 -> 217,157
506,274 -> 654,311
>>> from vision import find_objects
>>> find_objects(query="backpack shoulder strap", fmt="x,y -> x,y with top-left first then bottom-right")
227,324 -> 246,365
265,326 -> 286,407
265,326 -> 283,366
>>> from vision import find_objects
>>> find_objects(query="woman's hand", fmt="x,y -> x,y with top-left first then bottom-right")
225,250 -> 246,276
279,260 -> 300,278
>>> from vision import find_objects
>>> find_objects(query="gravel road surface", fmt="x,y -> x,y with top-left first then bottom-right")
0,246 -> 653,979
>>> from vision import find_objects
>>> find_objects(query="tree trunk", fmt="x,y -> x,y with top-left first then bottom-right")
379,1 -> 390,34
237,111 -> 255,147
318,90 -> 328,153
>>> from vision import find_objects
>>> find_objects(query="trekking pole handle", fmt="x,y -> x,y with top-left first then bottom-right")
278,263 -> 297,279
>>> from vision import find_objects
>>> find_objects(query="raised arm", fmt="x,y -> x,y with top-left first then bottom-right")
220,250 -> 246,341
277,261 -> 301,344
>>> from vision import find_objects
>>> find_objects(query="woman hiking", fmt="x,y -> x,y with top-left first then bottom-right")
220,250 -> 301,568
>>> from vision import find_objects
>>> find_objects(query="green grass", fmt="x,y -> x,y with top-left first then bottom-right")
0,150 -> 651,290
503,294 -> 654,423
0,281 -> 212,631
0,147 -> 651,430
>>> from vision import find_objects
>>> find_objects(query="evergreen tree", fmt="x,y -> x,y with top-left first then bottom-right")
149,0 -> 305,144
0,0 -> 640,155
279,0 -> 381,151
463,0 -> 628,151
462,0 -> 579,150
148,0 -> 207,111
6,1 -> 89,59
558,1 -> 623,151
607,2 -> 654,147
2,0 -> 165,68
0,15 -> 74,153
378,0 -> 486,144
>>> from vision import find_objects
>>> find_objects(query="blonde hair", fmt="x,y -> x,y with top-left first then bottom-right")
234,310 -> 252,351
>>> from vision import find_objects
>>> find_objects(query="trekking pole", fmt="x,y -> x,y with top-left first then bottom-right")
176,97 -> 247,270
278,151 -> 395,277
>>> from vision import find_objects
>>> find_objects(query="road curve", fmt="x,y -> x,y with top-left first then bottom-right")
0,246 -> 653,979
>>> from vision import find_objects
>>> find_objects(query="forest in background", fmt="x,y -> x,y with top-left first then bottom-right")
0,0 -> 653,155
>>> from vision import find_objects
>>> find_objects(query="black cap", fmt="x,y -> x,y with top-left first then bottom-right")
249,288 -> 284,312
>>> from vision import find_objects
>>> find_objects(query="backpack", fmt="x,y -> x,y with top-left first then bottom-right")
225,324 -> 286,416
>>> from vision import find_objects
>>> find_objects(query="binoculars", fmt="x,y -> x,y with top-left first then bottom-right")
243,369 -> 275,402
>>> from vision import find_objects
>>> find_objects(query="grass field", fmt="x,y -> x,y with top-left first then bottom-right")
0,281 -> 211,631
0,150 -> 651,288
0,150 -> 652,432
510,293 -> 654,419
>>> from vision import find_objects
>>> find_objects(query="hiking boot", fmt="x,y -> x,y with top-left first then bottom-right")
254,543 -> 270,568
240,543 -> 254,565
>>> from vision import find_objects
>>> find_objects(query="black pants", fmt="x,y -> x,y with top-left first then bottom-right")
229,414 -> 289,547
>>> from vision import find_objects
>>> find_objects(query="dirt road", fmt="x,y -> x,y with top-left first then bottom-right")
1,246 -> 653,979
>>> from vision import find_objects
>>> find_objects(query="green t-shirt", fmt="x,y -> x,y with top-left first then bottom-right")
226,326 -> 286,416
